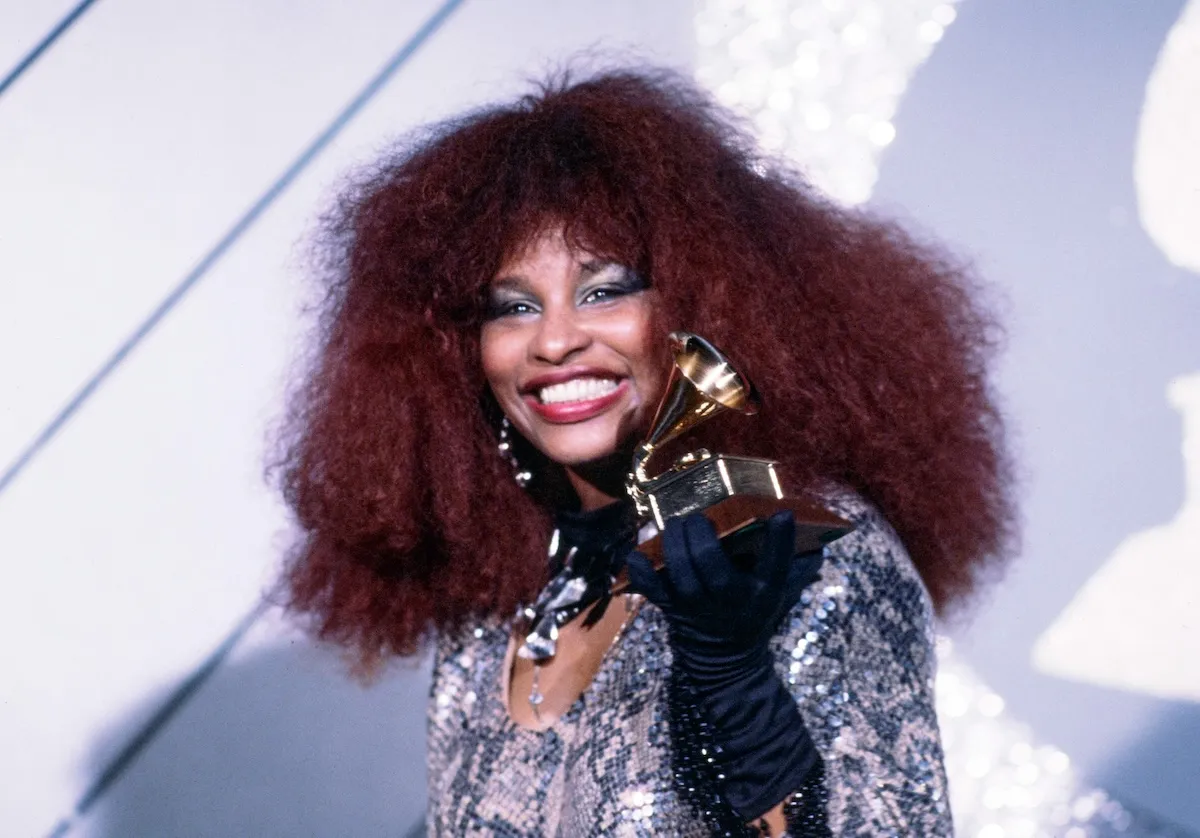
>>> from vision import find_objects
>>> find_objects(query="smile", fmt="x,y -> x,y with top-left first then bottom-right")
538,377 -> 620,404
523,377 -> 629,423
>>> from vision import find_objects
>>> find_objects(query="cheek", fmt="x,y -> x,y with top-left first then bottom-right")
480,327 -> 520,394
620,309 -> 665,398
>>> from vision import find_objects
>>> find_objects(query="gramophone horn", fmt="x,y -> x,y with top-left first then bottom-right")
631,332 -> 759,490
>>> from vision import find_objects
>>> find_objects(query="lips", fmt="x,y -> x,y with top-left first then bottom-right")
522,375 -> 630,423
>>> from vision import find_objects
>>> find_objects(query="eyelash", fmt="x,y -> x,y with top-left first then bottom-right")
581,284 -> 627,304
486,280 -> 641,320
488,300 -> 536,318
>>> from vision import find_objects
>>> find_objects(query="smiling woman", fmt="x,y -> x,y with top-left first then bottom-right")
271,68 -> 1014,836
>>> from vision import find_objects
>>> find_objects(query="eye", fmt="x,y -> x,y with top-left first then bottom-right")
484,294 -> 539,320
579,268 -> 648,305
488,301 -> 534,319
580,285 -> 626,305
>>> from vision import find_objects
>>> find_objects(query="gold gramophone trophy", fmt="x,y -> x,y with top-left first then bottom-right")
618,332 -> 853,575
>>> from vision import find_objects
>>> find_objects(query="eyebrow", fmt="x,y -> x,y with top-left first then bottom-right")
488,276 -> 530,294
490,259 -> 619,290
579,258 -> 612,275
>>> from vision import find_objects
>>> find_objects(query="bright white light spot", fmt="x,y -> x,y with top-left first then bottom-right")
842,22 -> 869,46
1006,787 -> 1032,810
1011,818 -> 1038,838
717,81 -> 742,105
1072,795 -> 1098,820
1017,763 -> 1041,785
756,118 -> 788,149
795,38 -> 821,57
1009,742 -> 1033,764
729,32 -> 760,61
804,102 -> 833,130
755,17 -> 784,41
846,112 -> 872,133
857,4 -> 884,28
941,690 -> 970,718
919,20 -> 945,42
793,53 -> 821,78
1044,749 -> 1071,775
697,22 -> 724,46
965,756 -> 990,779
978,692 -> 1005,717
789,7 -> 815,29
868,120 -> 896,146
768,88 -> 794,111
932,3 -> 958,26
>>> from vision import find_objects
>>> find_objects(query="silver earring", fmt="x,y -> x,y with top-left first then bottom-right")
498,417 -> 533,487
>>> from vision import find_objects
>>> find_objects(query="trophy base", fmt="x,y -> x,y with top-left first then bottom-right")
612,494 -> 853,593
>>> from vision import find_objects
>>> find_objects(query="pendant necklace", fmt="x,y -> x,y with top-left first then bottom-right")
526,589 -> 643,723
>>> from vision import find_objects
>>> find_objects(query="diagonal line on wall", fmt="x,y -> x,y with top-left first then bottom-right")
0,0 -> 469,500
0,0 -> 102,100
44,600 -> 270,838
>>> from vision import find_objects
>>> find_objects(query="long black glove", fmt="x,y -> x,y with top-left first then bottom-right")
625,511 -> 825,821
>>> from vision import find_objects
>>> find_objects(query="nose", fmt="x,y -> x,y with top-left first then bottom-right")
530,302 -> 591,364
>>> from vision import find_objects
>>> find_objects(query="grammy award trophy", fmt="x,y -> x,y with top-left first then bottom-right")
616,332 -> 853,581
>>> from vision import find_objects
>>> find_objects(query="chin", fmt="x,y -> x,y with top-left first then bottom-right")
539,427 -> 634,469
546,443 -> 626,469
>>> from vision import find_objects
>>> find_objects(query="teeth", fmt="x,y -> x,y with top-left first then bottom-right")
538,377 -> 619,404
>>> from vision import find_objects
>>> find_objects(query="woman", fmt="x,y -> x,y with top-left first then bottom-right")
273,69 -> 1013,836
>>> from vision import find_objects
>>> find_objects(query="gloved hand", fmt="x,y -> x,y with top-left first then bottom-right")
625,510 -> 825,820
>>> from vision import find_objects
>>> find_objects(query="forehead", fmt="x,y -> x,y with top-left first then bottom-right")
493,227 -> 608,282
496,211 -> 638,273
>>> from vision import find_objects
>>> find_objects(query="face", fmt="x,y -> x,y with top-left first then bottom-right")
481,229 -> 664,469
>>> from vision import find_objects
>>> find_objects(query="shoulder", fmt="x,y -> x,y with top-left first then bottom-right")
811,485 -> 934,633
772,485 -> 939,705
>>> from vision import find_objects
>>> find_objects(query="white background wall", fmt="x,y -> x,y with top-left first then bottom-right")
1,1 -> 1196,836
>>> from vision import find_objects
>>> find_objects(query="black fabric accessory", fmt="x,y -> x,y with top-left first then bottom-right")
516,500 -> 637,661
626,511 -> 828,825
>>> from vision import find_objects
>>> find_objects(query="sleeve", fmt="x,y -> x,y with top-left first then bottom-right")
426,630 -> 467,820
771,492 -> 953,837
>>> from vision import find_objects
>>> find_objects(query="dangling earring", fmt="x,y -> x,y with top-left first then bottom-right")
498,416 -> 533,487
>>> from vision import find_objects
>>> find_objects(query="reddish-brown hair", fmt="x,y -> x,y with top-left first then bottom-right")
271,69 -> 1014,662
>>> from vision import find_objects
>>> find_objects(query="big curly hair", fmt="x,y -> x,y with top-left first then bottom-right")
271,68 -> 1015,663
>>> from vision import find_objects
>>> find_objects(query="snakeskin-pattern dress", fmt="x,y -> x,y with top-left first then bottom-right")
426,489 -> 952,836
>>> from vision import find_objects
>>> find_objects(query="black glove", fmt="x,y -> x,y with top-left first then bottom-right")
626,511 -> 824,820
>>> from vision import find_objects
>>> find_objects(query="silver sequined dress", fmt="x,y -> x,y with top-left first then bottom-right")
426,489 -> 952,836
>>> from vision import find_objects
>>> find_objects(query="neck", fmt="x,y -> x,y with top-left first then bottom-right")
565,452 -> 631,511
